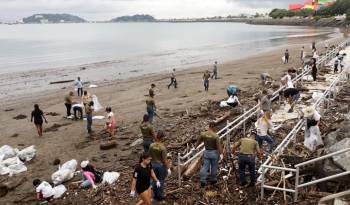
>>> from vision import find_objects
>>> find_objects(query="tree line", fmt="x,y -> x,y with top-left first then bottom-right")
269,0 -> 350,21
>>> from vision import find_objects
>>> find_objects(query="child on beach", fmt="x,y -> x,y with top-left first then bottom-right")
130,153 -> 160,205
31,104 -> 48,137
105,107 -> 116,137
80,161 -> 102,189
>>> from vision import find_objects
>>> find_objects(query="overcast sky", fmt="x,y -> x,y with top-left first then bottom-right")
0,0 -> 296,22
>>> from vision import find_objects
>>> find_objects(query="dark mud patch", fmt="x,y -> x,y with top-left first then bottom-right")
13,115 -> 27,120
46,112 -> 60,116
44,123 -> 71,132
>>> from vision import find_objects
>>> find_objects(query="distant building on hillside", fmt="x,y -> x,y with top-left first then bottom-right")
289,0 -> 336,11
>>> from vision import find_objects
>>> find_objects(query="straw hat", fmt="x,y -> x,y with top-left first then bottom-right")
80,160 -> 89,168
303,106 -> 315,117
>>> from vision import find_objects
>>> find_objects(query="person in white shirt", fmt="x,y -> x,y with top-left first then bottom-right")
255,112 -> 274,154
281,71 -> 294,89
105,107 -> 116,137
227,93 -> 241,108
75,77 -> 84,97
33,179 -> 54,201
303,106 -> 323,151
72,102 -> 84,120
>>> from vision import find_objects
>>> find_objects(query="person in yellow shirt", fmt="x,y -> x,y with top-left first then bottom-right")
195,122 -> 223,187
145,92 -> 156,124
203,70 -> 211,91
232,132 -> 262,187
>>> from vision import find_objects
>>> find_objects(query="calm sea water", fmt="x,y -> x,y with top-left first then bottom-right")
0,23 -> 339,103
0,23 -> 337,75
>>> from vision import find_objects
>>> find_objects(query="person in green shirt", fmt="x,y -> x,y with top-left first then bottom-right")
203,70 -> 211,91
232,131 -> 262,187
145,92 -> 156,124
64,91 -> 74,117
195,122 -> 223,187
140,114 -> 156,153
149,130 -> 170,201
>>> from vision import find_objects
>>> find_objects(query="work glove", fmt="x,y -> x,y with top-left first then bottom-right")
219,154 -> 224,162
92,184 -> 97,189
156,180 -> 161,188
130,190 -> 136,197
167,169 -> 172,176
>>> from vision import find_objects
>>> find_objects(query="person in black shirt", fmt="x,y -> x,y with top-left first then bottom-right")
283,88 -> 300,113
311,58 -> 317,81
31,104 -> 47,137
130,153 -> 160,205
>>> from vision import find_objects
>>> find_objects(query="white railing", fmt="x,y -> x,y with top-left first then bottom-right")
258,65 -> 347,181
176,38 -> 350,186
260,43 -> 350,201
260,148 -> 350,202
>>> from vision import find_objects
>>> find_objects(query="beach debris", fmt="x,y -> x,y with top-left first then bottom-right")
89,84 -> 98,88
9,133 -> 18,138
0,145 -> 17,161
0,146 -> 33,176
52,184 -> 67,199
102,172 -> 120,185
17,145 -> 36,162
130,138 -> 143,147
50,80 -> 74,84
3,108 -> 14,112
92,95 -> 103,111
100,140 -> 117,150
12,114 -> 27,120
53,158 -> 61,166
51,159 -> 77,185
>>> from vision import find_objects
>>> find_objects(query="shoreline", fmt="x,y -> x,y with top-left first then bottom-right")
0,28 -> 340,107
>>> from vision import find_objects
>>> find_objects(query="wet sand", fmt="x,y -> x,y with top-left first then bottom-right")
0,35 -> 345,204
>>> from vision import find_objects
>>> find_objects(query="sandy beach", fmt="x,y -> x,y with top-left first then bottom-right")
0,34 -> 346,204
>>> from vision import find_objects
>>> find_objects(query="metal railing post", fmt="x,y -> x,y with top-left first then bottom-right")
261,167 -> 265,199
294,167 -> 299,202
226,120 -> 230,155
243,108 -> 246,136
177,153 -> 181,187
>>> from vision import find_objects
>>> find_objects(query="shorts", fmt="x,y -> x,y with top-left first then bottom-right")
292,93 -> 300,101
136,184 -> 150,195
34,120 -> 43,125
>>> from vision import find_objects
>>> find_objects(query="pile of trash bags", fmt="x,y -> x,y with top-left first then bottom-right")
0,145 -> 36,176
52,159 -> 120,185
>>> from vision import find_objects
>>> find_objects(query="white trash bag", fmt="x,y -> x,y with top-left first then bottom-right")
17,145 -> 36,162
52,159 -> 77,185
304,126 -> 322,151
102,172 -> 120,185
53,184 -> 67,198
0,157 -> 27,176
0,145 -> 17,161
92,95 -> 103,112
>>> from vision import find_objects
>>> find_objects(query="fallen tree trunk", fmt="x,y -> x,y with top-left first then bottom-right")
50,80 -> 74,84
212,111 -> 231,126
183,156 -> 202,180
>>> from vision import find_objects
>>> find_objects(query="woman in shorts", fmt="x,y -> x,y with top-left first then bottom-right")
130,153 -> 160,205
31,104 -> 47,137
